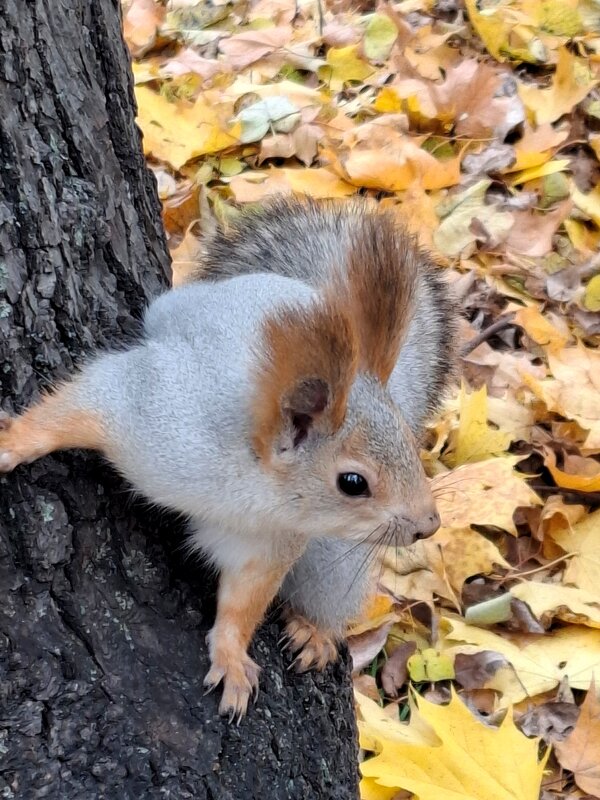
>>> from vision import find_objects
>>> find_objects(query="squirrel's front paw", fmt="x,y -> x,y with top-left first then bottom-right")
203,643 -> 260,723
281,609 -> 339,672
0,414 -> 23,473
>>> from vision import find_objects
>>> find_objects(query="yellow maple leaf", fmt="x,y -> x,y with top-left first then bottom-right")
318,45 -> 374,91
135,86 -> 240,170
551,509 -> 600,595
446,383 -> 512,467
432,457 -> 542,536
357,689 -> 547,800
441,617 -> 600,704
432,527 -> 509,592
518,47 -> 598,124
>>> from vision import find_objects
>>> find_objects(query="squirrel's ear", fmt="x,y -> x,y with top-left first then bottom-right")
282,378 -> 329,449
252,301 -> 358,461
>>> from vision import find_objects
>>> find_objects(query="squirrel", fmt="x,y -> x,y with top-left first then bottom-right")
0,196 -> 457,721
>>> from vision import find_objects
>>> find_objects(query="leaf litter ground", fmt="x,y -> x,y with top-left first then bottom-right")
122,1 -> 600,797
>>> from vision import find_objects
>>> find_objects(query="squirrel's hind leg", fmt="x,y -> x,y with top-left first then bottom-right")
280,537 -> 376,671
280,607 -> 339,672
0,384 -> 107,472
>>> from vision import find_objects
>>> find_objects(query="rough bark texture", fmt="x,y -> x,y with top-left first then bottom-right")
0,1 -> 360,798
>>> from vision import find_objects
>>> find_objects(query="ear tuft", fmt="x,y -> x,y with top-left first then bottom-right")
340,208 -> 420,383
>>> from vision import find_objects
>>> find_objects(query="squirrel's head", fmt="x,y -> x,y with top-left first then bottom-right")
251,209 -> 441,547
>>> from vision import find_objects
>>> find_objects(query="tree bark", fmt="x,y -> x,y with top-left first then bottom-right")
0,2 -> 359,798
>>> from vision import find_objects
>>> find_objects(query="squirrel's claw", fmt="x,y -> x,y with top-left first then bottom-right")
204,650 -> 260,721
281,609 -> 339,672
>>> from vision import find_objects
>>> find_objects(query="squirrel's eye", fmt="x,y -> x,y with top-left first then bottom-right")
337,472 -> 370,498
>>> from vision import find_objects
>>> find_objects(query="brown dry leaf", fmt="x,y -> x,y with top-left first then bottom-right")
218,26 -> 293,71
504,200 -> 572,258
454,651 -> 508,690
380,641 -> 417,698
555,685 -> 600,796
349,621 -> 396,673
437,60 -> 525,140
432,458 -> 542,536
518,701 -> 580,743
550,510 -> 600,595
161,48 -> 225,81
537,495 -> 586,545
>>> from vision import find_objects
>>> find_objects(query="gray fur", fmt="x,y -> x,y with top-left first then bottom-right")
197,197 -> 457,635
65,198 -> 456,643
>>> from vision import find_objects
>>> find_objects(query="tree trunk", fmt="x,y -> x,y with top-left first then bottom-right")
0,2 -> 359,798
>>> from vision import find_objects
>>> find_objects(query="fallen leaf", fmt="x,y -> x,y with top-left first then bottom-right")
349,621 -> 396,673
433,527 -> 509,593
446,383 -> 512,466
555,685 -> 600,796
551,510 -> 600,595
510,581 -> 600,629
522,345 -> 600,451
407,648 -> 455,682
432,457 -> 542,536
514,305 -> 570,354
319,45 -> 375,91
363,14 -> 398,62
454,651 -> 508,690
358,688 -> 548,800
442,616 -> 600,704
381,641 -> 417,697
518,701 -> 580,743
123,0 -> 164,57
235,96 -> 301,143
518,47 -> 598,124
434,180 -> 514,258
135,87 -> 239,170
218,26 -> 292,70
544,448 -> 600,492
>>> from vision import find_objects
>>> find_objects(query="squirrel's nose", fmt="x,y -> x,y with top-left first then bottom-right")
397,507 -> 440,543
413,509 -> 441,540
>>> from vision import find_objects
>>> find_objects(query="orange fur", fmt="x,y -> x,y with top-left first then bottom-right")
252,300 -> 359,460
205,559 -> 291,716
341,207 -> 419,383
0,385 -> 106,470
